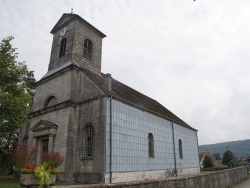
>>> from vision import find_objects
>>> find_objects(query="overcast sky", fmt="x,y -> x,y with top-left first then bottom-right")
1,0 -> 250,145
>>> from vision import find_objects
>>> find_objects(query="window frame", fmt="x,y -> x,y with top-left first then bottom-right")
179,139 -> 183,159
83,39 -> 92,61
59,37 -> 67,58
82,124 -> 94,158
44,96 -> 57,108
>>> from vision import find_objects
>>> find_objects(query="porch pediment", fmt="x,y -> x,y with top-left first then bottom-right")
31,120 -> 58,137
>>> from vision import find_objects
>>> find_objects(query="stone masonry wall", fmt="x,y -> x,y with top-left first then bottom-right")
56,167 -> 248,188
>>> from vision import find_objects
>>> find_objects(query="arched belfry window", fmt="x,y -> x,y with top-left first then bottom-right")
179,139 -> 183,159
83,125 -> 94,157
45,96 -> 57,108
83,39 -> 92,61
148,133 -> 154,158
59,38 -> 67,58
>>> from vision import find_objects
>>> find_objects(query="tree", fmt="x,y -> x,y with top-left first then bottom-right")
222,150 -> 235,166
0,36 -> 35,155
203,155 -> 214,168
213,152 -> 221,160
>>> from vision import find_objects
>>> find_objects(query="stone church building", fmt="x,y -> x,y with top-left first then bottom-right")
19,13 -> 200,184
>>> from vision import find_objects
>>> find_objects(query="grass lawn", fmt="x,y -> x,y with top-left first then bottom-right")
0,175 -> 79,188
0,175 -> 20,188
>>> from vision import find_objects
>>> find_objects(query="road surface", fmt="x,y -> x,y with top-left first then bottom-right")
233,177 -> 250,188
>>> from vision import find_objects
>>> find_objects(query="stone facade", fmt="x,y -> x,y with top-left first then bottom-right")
19,13 -> 200,184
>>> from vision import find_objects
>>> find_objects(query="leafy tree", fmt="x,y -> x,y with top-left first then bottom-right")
0,36 -> 35,155
222,150 -> 235,166
203,155 -> 214,168
213,152 -> 221,160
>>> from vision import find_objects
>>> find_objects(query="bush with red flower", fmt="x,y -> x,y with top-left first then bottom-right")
9,145 -> 64,187
41,151 -> 64,169
9,145 -> 37,170
20,163 -> 37,174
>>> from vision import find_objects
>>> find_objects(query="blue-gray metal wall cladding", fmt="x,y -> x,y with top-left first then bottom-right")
106,99 -> 199,172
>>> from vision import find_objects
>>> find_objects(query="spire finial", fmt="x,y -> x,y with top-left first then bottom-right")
71,7 -> 74,14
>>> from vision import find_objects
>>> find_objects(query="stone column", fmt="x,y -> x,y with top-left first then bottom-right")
32,137 -> 37,147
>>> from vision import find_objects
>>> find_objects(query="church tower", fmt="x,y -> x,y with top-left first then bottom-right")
48,13 -> 106,75
26,14 -> 108,183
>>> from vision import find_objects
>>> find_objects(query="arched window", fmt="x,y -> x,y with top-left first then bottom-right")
83,125 -> 94,157
45,96 -> 57,108
59,38 -> 67,58
148,133 -> 154,158
83,39 -> 92,61
179,139 -> 183,159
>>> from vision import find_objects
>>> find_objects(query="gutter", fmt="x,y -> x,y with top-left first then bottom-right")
108,95 -> 113,183
171,122 -> 177,176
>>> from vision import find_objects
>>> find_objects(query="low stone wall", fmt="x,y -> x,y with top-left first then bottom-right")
55,167 -> 248,188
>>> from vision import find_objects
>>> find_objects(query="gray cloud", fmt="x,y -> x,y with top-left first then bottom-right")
1,0 -> 250,145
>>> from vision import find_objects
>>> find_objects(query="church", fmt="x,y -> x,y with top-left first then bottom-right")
19,13 -> 200,184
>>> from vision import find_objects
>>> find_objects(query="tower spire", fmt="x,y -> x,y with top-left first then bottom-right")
71,7 -> 74,14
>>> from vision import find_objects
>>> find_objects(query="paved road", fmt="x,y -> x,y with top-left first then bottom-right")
233,177 -> 250,188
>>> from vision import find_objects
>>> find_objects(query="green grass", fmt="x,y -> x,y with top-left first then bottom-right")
0,175 -> 79,187
0,175 -> 20,188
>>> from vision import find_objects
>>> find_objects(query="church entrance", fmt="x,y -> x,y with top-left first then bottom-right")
42,138 -> 49,153
35,137 -> 49,164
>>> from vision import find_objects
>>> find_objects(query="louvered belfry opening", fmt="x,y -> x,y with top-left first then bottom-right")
83,39 -> 92,61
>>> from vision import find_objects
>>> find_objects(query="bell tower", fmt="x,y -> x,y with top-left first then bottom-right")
48,14 -> 106,75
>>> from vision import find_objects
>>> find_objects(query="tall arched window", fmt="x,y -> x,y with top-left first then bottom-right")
83,39 -> 92,61
59,38 -> 67,58
45,96 -> 57,108
179,139 -> 183,159
148,133 -> 154,158
83,125 -> 94,157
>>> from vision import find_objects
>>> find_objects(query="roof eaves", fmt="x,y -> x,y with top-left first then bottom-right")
51,13 -> 106,38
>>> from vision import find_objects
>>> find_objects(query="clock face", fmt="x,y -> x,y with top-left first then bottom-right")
60,27 -> 67,37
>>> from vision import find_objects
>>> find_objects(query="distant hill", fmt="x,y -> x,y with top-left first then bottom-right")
199,139 -> 250,159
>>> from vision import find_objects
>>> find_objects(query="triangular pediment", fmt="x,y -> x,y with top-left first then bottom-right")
50,13 -> 106,38
50,14 -> 76,34
31,120 -> 58,131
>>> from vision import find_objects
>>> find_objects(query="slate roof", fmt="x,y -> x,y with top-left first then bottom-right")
80,66 -> 196,130
39,60 -> 196,131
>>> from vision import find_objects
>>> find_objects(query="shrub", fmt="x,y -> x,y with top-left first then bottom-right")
20,163 -> 37,174
203,155 -> 214,168
9,146 -> 64,187
9,145 -> 37,170
34,164 -> 51,188
41,152 -> 64,168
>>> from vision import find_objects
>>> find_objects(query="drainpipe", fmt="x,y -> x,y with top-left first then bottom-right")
171,122 -> 177,176
105,73 -> 113,183
108,95 -> 113,183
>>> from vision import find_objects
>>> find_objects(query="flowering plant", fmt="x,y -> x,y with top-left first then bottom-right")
20,163 -> 37,174
9,145 -> 64,187
9,145 -> 37,170
41,151 -> 64,169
